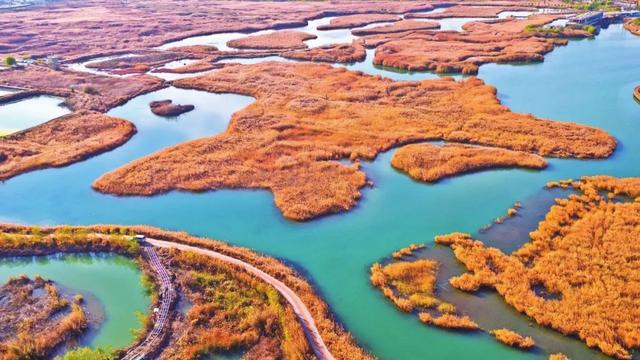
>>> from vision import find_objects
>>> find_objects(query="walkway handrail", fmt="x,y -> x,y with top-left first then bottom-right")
147,238 -> 336,360
121,244 -> 176,360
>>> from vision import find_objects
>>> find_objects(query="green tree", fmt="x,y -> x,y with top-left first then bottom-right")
4,56 -> 16,67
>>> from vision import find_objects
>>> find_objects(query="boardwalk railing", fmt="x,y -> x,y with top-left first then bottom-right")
121,244 -> 176,360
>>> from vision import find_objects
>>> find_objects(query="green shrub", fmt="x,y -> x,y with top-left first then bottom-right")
57,347 -> 116,360
3,56 -> 16,67
82,86 -> 100,95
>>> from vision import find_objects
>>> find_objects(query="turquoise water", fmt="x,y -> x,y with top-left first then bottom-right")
0,87 -> 19,96
0,254 -> 149,349
0,95 -> 69,134
0,24 -> 638,359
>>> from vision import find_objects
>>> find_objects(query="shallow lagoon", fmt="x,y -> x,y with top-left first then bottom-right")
0,254 -> 149,349
0,23 -> 639,359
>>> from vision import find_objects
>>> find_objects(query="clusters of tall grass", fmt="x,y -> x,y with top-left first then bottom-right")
95,62 -> 614,223
160,249 -> 309,359
370,256 -> 480,331
435,176 -> 640,359
490,329 -> 535,349
0,277 -> 88,359
0,223 -> 373,360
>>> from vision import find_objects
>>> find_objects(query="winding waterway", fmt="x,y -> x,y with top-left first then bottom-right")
0,19 -> 639,359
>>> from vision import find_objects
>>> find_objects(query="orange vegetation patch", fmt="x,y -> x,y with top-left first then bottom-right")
370,256 -> 480,331
490,328 -> 535,349
369,15 -> 586,74
0,111 -> 136,181
0,276 -> 88,359
151,59 -> 224,74
392,243 -> 425,259
624,19 -> 640,36
157,249 -> 312,359
149,99 -> 195,117
435,176 -> 640,359
167,45 -> 219,55
317,13 -> 401,30
405,5 -> 535,19
0,0 -> 435,60
391,143 -> 547,183
370,259 -> 440,312
0,223 -> 373,360
0,66 -> 164,112
351,19 -> 440,36
418,313 -> 480,330
283,42 -> 366,63
93,62 -> 615,220
227,30 -> 317,50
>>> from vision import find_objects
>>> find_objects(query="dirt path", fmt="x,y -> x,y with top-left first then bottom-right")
147,238 -> 336,360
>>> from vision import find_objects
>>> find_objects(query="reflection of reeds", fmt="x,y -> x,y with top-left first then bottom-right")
391,143 -> 547,184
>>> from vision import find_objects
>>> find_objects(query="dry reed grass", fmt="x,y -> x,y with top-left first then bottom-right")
93,62 -> 615,220
227,30 -> 317,50
490,328 -> 535,349
0,111 -> 136,181
391,143 -> 547,183
435,176 -> 640,359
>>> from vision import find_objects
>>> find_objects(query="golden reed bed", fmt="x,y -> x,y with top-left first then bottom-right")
94,62 -> 615,220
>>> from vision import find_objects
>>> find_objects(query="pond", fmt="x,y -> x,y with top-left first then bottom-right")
0,253 -> 149,350
0,95 -> 69,135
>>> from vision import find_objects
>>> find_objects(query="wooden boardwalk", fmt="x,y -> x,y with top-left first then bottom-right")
121,244 -> 176,360
147,238 -> 336,360
121,237 -> 336,360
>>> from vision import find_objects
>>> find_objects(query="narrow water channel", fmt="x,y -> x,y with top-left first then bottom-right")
0,95 -> 69,135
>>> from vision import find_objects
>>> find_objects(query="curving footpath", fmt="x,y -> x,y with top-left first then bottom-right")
147,238 -> 336,360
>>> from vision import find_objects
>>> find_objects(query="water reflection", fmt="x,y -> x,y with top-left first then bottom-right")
0,95 -> 69,134
0,253 -> 149,349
